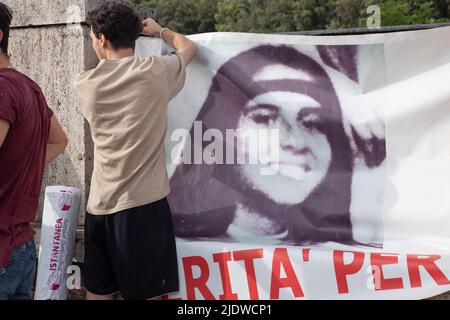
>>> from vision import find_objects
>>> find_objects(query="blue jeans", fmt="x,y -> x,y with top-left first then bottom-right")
0,239 -> 37,300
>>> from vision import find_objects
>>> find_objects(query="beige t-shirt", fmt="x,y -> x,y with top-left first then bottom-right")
74,53 -> 186,215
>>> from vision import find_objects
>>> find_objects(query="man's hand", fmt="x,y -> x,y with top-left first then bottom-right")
46,115 -> 68,165
340,91 -> 385,142
0,118 -> 10,148
142,18 -> 163,38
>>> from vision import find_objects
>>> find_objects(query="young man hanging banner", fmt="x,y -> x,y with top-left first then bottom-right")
136,25 -> 450,300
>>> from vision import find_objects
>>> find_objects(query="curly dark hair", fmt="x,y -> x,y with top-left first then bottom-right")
0,2 -> 13,55
87,1 -> 143,50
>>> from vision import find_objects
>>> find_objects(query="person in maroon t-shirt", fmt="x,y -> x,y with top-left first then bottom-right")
0,3 -> 69,300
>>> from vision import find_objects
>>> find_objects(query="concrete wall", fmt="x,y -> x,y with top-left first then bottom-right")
6,0 -> 156,27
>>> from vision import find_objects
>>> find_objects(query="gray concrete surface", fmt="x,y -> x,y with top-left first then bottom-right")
4,0 -> 155,27
10,26 -> 91,225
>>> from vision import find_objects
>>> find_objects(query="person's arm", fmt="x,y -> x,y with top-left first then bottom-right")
46,115 -> 68,165
142,18 -> 197,64
0,118 -> 10,148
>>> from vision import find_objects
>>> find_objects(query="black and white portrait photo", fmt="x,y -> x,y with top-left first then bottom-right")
154,35 -> 387,248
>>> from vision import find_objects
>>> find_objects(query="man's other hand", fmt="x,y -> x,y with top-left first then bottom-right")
142,18 -> 163,38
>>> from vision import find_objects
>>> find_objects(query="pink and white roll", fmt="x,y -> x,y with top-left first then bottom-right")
34,186 -> 81,300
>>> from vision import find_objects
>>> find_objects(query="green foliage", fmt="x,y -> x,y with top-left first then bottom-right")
294,0 -> 337,30
214,0 -> 251,32
130,0 -> 450,34
214,0 -> 336,32
133,0 -> 219,34
328,0 -> 369,29
367,0 -> 443,26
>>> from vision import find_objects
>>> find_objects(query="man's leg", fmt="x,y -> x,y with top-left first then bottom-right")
0,240 -> 35,300
111,199 -> 180,300
84,213 -> 120,300
86,291 -> 116,300
0,265 -> 13,300
10,240 -> 37,300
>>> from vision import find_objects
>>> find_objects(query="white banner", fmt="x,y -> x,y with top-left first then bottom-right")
136,26 -> 450,300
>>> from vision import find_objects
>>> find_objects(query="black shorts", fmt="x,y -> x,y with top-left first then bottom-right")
84,198 -> 179,300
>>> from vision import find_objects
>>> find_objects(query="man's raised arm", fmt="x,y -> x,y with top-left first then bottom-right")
142,18 -> 198,65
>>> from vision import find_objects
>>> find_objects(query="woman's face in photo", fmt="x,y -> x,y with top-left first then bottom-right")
236,65 -> 332,205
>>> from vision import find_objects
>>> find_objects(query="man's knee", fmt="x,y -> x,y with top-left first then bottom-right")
86,291 -> 116,301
